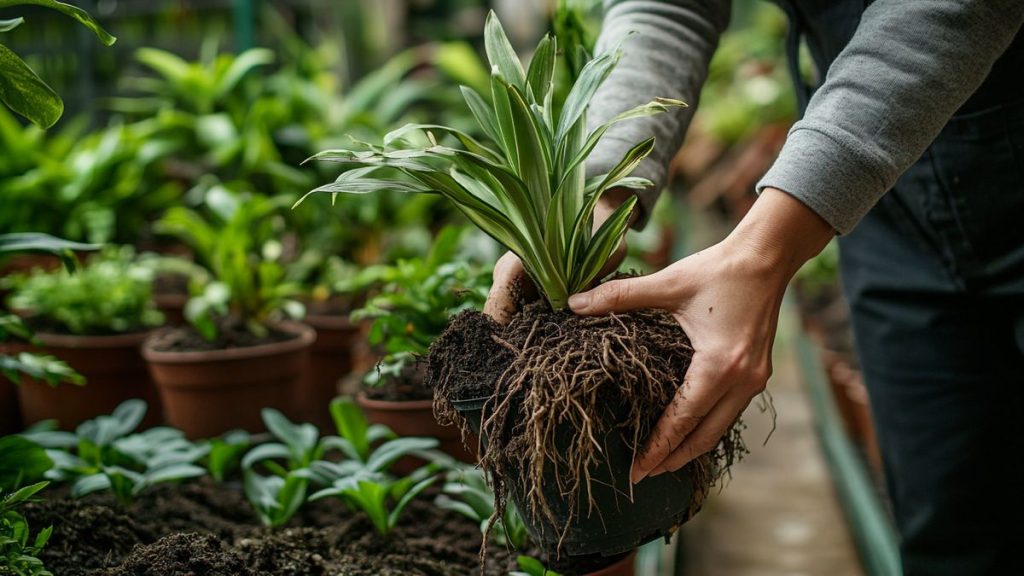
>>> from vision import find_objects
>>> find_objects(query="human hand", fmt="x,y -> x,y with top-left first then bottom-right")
568,189 -> 834,482
483,189 -> 637,323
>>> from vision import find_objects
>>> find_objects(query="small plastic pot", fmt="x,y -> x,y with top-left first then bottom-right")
452,397 -> 698,558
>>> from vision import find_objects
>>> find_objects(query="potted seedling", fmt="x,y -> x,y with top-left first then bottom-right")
348,226 -> 488,465
307,12 -> 745,564
3,247 -> 164,429
142,187 -> 313,438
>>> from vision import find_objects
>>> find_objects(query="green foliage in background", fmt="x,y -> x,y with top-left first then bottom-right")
0,481 -> 52,576
3,247 -> 163,336
155,187 -> 304,339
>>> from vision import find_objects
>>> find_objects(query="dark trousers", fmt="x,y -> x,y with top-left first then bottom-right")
838,99 -> 1024,576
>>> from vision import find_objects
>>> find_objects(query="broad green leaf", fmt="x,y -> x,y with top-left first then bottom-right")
0,17 -> 24,31
0,0 -> 117,45
215,48 -> 274,98
240,443 -> 291,470
483,10 -> 526,89
388,474 -> 437,530
0,44 -> 62,127
365,437 -> 439,473
329,397 -> 371,461
0,438 -> 52,492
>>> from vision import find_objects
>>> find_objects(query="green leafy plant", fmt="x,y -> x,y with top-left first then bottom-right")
203,430 -> 250,483
0,481 -> 52,576
435,467 -> 528,550
242,468 -> 309,528
350,226 -> 489,385
512,556 -> 564,576
309,465 -> 437,536
0,436 -> 51,493
0,233 -> 95,387
0,0 -> 115,127
4,247 -> 163,335
306,12 -> 682,310
155,186 -> 304,339
323,397 -> 440,471
23,400 -> 207,506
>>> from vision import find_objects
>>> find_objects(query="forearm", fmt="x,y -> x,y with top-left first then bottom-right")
588,0 -> 731,228
758,0 -> 1024,234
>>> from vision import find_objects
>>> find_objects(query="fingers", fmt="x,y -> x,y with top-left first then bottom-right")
629,358 -> 728,483
483,252 -> 528,324
569,271 -> 676,316
646,388 -> 753,477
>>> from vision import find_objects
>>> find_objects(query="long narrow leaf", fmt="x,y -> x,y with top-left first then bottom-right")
483,10 -> 526,89
571,196 -> 636,291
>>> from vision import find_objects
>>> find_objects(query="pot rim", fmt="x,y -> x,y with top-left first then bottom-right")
142,321 -> 315,363
355,390 -> 433,411
35,330 -> 154,349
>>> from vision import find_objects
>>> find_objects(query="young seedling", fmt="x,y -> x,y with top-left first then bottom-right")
434,467 -> 529,550
203,430 -> 250,482
0,482 -> 54,576
22,400 -> 207,506
512,556 -> 564,576
308,467 -> 437,537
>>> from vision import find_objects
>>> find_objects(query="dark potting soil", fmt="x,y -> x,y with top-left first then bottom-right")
425,310 -> 516,401
152,272 -> 190,297
363,357 -> 434,402
147,322 -> 297,352
22,478 -> 565,576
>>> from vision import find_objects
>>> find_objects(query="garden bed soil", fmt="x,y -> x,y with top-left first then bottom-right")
21,479 -> 599,575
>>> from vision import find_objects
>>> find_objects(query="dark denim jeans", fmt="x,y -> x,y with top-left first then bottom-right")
838,98 -> 1024,575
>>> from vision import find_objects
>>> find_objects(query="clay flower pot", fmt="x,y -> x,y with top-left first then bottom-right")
298,313 -> 358,429
0,377 -> 20,434
356,392 -> 475,468
153,293 -> 188,326
14,331 -> 161,430
143,322 -> 315,439
586,550 -> 636,576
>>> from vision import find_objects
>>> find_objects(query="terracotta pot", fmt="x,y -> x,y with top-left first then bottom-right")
153,293 -> 188,326
14,331 -> 161,430
356,392 -> 475,469
143,322 -> 315,439
585,550 -> 636,576
298,313 -> 358,429
1,377 -> 20,434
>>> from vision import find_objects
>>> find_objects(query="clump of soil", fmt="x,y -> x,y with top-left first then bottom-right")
101,533 -> 253,576
428,301 -> 745,555
146,319 -> 297,352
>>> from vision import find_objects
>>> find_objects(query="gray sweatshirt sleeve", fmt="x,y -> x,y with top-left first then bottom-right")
586,0 -> 732,228
757,0 -> 1024,234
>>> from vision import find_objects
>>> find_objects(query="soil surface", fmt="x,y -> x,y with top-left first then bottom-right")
363,358 -> 434,402
22,478 -> 558,576
146,321 -> 297,352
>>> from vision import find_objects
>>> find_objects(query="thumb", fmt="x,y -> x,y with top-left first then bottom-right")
569,273 -> 674,316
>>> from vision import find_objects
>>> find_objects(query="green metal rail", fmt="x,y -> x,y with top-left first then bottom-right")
793,318 -> 902,576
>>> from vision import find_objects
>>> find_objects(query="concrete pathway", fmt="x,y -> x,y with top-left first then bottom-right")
678,317 -> 864,576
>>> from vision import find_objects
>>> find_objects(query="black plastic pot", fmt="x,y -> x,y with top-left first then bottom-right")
452,396 -> 700,557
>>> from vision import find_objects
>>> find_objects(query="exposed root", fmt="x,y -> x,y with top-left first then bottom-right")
427,303 -> 747,560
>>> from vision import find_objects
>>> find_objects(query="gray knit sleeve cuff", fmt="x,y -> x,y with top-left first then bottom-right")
756,125 -> 889,235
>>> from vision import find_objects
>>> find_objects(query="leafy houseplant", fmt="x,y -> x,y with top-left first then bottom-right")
2,247 -> 164,429
348,227 -> 488,466
0,481 -> 52,576
142,187 -> 314,438
309,12 -> 744,561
